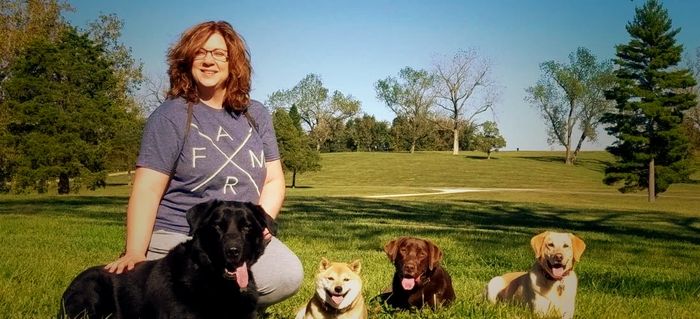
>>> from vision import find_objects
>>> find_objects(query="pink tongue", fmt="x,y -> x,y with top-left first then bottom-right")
235,263 -> 249,288
331,295 -> 344,305
401,278 -> 416,290
552,266 -> 564,278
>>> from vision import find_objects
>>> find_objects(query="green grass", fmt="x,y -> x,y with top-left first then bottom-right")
1,151 -> 699,318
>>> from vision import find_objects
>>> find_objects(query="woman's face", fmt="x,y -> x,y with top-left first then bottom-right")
191,32 -> 229,95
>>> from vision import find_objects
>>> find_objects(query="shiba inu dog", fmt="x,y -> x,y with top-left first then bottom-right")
295,258 -> 367,319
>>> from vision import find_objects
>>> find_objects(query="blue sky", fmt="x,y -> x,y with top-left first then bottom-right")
66,0 -> 700,151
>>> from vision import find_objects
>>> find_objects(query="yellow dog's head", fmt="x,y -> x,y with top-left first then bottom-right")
530,231 -> 586,280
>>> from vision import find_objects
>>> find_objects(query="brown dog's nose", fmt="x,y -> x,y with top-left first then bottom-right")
403,263 -> 416,274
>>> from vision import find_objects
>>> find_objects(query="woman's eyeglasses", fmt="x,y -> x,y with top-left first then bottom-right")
194,48 -> 228,62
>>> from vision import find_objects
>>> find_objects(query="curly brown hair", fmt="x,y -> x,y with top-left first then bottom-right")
166,21 -> 251,112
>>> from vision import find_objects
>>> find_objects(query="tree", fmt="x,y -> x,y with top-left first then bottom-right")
602,0 -> 697,202
85,13 -> 145,184
682,47 -> 700,149
345,114 -> 391,152
433,49 -> 499,155
525,47 -> 614,164
375,67 -> 436,153
3,27 -> 126,193
267,74 -> 360,150
0,0 -> 72,189
471,121 -> 506,159
272,108 -> 320,188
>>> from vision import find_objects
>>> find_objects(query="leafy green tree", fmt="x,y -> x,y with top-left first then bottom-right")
602,0 -> 697,201
0,0 -> 72,189
345,114 -> 391,152
272,108 -> 320,188
525,47 -> 614,164
471,121 -> 506,159
267,74 -> 360,151
376,67 -> 436,153
3,27 -> 126,193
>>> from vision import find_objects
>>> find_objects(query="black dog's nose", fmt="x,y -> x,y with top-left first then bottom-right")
226,247 -> 240,258
334,286 -> 343,293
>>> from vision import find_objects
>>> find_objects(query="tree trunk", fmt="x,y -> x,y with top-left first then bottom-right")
410,139 -> 416,154
572,132 -> 587,164
452,128 -> 459,155
58,172 -> 70,194
564,145 -> 572,165
291,170 -> 297,188
648,158 -> 655,202
487,149 -> 492,159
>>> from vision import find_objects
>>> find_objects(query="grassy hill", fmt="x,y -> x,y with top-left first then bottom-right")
0,151 -> 698,318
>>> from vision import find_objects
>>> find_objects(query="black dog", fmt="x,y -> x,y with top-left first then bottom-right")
60,200 -> 274,319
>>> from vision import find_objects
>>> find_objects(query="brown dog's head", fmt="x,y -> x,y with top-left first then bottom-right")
384,236 -> 443,291
530,231 -> 586,280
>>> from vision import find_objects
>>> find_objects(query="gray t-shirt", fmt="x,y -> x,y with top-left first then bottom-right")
137,97 -> 280,234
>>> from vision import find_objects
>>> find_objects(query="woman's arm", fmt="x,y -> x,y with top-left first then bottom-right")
258,159 -> 285,219
105,167 -> 170,273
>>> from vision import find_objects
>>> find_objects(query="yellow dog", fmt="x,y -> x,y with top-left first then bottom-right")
486,231 -> 586,319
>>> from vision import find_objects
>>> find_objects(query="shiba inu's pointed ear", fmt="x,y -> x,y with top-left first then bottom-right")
384,237 -> 403,262
570,233 -> 586,263
319,257 -> 331,271
349,259 -> 362,274
530,231 -> 549,259
424,238 -> 443,271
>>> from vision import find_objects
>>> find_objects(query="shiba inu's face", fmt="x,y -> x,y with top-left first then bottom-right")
315,258 -> 363,310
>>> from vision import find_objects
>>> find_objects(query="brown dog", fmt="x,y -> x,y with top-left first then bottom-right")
486,231 -> 586,319
382,236 -> 456,310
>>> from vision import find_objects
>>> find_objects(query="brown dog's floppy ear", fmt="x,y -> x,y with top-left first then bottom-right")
319,257 -> 331,271
424,238 -> 443,271
570,233 -> 586,263
186,200 -> 221,236
384,237 -> 403,262
349,259 -> 362,274
530,231 -> 549,259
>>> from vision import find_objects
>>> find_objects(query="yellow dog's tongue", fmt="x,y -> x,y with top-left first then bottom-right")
401,278 -> 416,290
235,262 -> 249,288
552,266 -> 564,278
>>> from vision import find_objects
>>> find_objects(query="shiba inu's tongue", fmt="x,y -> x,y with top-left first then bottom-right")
552,266 -> 564,278
331,295 -> 344,305
235,262 -> 249,288
401,278 -> 416,290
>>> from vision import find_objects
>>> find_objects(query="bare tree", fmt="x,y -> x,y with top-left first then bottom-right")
433,49 -> 499,155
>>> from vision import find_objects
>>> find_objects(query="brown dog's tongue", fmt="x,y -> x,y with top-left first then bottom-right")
401,278 -> 415,290
236,262 -> 249,288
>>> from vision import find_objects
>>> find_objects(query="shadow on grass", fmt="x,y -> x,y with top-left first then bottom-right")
0,195 -> 127,223
282,196 -> 700,246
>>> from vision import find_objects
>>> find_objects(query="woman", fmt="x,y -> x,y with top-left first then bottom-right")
105,20 -> 303,309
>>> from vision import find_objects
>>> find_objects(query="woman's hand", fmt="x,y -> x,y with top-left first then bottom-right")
104,252 -> 146,274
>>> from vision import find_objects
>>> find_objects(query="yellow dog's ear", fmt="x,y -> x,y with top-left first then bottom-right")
570,234 -> 586,262
319,257 -> 331,271
349,259 -> 362,274
530,231 -> 550,259
424,238 -> 443,271
384,237 -> 404,262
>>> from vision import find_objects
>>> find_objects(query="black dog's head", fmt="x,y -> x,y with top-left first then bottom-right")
185,200 -> 270,288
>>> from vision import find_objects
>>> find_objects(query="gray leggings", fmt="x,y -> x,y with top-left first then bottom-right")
147,229 -> 303,307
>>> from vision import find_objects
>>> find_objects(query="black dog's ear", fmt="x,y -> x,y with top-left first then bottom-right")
186,200 -> 220,236
246,203 -> 278,236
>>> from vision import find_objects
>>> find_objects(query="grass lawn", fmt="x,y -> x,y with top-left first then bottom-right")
1,151 -> 699,318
